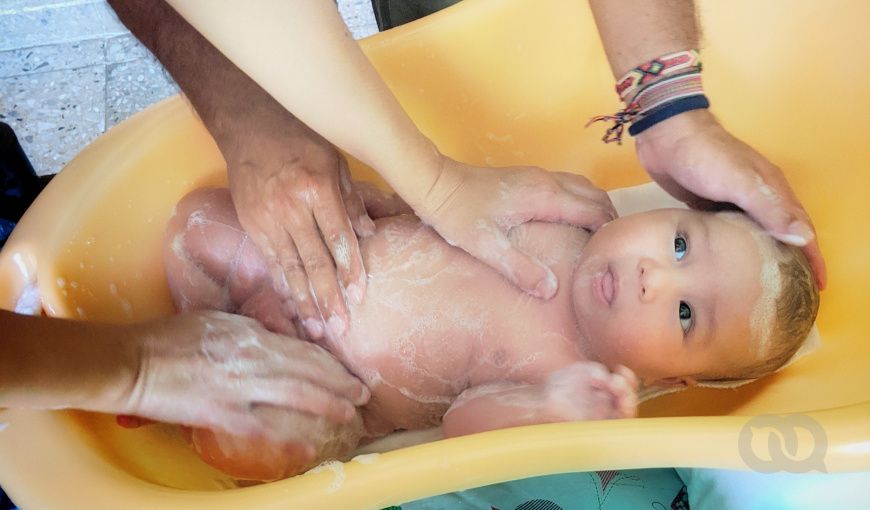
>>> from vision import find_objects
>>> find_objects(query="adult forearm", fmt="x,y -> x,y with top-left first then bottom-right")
589,0 -> 699,78
0,310 -> 141,412
107,0 -> 295,152
162,0 -> 442,207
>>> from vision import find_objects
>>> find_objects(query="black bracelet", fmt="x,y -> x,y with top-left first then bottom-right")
628,95 -> 710,136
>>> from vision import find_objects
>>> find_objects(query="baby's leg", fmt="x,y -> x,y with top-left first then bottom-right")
164,187 -> 296,335
188,407 -> 368,481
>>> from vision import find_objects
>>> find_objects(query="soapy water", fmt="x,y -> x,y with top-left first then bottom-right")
308,460 -> 345,493
333,233 -> 351,272
717,212 -> 784,353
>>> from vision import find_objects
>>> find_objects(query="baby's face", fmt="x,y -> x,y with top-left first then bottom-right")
571,209 -> 765,385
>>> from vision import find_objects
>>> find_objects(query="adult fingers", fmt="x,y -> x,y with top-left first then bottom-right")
552,172 -> 618,218
521,187 -> 616,231
471,223 -> 558,299
339,159 -> 376,238
267,226 -> 324,339
247,379 -> 359,423
312,174 -> 367,307
801,238 -> 827,290
280,343 -> 371,405
723,170 -> 817,249
288,210 -> 349,339
674,165 -> 826,289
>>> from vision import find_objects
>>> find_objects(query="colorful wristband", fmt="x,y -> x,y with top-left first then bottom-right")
615,49 -> 701,104
628,95 -> 710,136
587,49 -> 706,144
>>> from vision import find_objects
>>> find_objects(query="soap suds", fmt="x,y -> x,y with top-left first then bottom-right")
308,459 -> 345,493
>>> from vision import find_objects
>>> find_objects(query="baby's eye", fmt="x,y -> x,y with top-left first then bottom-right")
674,234 -> 688,261
679,301 -> 693,333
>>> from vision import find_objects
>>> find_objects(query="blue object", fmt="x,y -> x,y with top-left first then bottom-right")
628,95 -> 710,136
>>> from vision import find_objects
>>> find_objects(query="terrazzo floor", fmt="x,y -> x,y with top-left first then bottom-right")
0,0 -> 378,175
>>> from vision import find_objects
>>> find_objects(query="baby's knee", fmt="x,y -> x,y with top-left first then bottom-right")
166,187 -> 247,276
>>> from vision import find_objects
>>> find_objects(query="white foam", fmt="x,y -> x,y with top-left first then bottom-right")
14,283 -> 41,315
334,233 -> 351,271
351,453 -> 379,464
308,460 -> 345,493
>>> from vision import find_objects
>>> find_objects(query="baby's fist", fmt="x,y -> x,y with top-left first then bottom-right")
543,362 -> 638,422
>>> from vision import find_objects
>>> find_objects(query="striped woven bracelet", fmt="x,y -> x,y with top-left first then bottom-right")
628,70 -> 708,135
616,49 -> 701,104
588,50 -> 707,144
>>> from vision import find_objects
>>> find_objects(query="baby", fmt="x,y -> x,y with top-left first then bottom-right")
163,182 -> 819,481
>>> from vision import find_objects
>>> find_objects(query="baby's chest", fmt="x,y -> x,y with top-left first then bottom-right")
334,312 -> 484,431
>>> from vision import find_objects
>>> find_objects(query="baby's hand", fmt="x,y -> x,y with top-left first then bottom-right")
543,362 -> 638,422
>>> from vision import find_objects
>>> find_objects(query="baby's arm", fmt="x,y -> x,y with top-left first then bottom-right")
442,363 -> 638,438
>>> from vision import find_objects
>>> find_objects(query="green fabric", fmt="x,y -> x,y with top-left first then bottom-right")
388,468 -> 686,510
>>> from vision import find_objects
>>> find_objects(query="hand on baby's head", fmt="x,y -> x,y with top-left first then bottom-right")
570,208 -> 819,396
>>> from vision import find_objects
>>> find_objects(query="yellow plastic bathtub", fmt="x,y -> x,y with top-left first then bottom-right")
0,0 -> 868,508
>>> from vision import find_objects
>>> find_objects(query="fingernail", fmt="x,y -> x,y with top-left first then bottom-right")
359,216 -> 376,237
533,265 -> 558,299
303,318 -> 324,338
327,314 -> 347,338
781,221 -> 814,247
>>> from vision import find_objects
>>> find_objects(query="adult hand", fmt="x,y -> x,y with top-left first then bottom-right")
220,107 -> 376,340
634,109 -> 826,289
120,311 -> 369,442
415,157 -> 617,299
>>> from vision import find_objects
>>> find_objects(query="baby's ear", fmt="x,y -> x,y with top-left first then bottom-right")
651,376 -> 697,388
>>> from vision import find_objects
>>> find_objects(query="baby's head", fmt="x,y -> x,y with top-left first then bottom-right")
571,208 -> 819,391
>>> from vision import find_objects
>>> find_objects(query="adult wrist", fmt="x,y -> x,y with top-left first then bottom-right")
0,313 -> 144,414
376,134 -> 446,214
588,49 -> 709,144
634,108 -> 718,147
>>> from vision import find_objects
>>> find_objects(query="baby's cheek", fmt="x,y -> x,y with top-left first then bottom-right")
589,320 -> 646,369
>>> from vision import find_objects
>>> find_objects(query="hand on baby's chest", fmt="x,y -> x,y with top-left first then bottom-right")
334,215 -> 589,426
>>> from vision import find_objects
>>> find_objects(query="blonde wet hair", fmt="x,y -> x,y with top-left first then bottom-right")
708,212 -> 820,382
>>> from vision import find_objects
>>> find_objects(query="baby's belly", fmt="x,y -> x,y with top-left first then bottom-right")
324,215 -> 497,434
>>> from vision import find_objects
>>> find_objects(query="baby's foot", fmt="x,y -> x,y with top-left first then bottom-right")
543,362 -> 639,422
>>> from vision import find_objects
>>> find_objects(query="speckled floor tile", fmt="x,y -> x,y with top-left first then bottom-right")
0,0 -> 98,12
0,38 -> 105,78
0,0 -> 378,175
0,65 -> 105,175
106,57 -> 179,128
338,0 -> 379,39
0,0 -> 126,51
106,33 -> 151,64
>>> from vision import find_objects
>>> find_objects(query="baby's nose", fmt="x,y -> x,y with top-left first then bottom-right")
638,259 -> 671,303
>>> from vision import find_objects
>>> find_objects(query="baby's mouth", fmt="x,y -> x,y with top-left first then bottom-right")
595,265 -> 618,306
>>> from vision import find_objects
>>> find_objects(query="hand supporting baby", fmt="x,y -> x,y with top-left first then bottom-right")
118,310 -> 369,443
